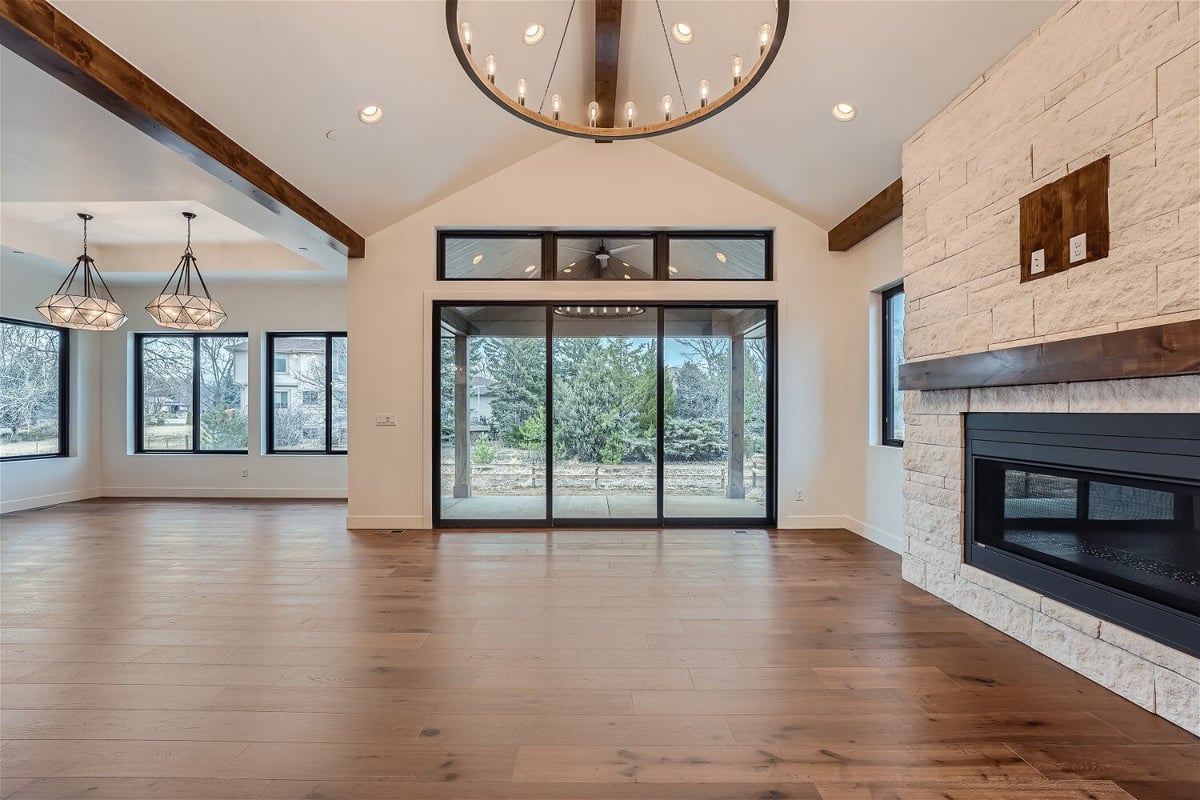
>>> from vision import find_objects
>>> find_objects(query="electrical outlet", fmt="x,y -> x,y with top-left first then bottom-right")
1030,248 -> 1045,275
1069,233 -> 1087,263
794,489 -> 804,502
375,413 -> 397,426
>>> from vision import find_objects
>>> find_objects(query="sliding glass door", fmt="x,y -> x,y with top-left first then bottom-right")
433,302 -> 774,527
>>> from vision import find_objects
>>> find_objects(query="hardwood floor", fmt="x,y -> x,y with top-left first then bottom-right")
1,498 -> 1195,799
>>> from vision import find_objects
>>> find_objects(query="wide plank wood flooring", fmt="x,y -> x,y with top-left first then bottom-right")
1,498 -> 1196,799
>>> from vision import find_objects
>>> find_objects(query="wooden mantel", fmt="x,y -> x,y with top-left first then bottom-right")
898,319 -> 1200,391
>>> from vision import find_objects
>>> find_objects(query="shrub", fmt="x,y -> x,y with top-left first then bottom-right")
472,437 -> 496,464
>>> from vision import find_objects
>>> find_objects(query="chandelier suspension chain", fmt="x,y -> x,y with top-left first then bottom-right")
655,0 -> 688,115
537,0 -> 576,114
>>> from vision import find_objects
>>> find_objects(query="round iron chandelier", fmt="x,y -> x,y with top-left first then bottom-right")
447,0 -> 789,141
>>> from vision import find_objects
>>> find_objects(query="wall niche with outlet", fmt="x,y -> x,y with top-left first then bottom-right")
1018,155 -> 1109,283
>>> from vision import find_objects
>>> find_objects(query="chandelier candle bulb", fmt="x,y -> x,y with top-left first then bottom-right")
731,55 -> 744,86
625,101 -> 636,127
698,79 -> 710,107
485,54 -> 497,83
551,94 -> 561,120
460,21 -> 472,53
516,78 -> 527,105
759,23 -> 771,54
588,101 -> 599,126
662,94 -> 672,121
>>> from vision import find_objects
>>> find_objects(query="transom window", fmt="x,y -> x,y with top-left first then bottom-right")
439,230 -> 772,281
135,333 -> 249,454
0,318 -> 69,461
266,332 -> 347,454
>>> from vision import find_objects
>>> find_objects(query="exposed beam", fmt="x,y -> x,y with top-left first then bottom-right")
828,177 -> 903,252
0,0 -> 366,259
594,0 -> 622,128
898,319 -> 1200,391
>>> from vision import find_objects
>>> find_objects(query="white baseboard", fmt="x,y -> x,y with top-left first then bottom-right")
842,516 -> 904,554
779,514 -> 903,554
101,487 -> 348,500
346,515 -> 427,531
0,487 -> 102,515
778,514 -> 857,530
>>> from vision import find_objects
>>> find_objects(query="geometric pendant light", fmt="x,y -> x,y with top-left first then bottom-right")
145,211 -> 227,331
35,213 -> 128,331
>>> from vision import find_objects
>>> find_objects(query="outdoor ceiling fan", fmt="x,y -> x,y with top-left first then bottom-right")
560,239 -> 641,272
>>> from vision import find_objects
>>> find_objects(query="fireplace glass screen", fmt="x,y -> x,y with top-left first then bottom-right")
974,460 -> 1200,616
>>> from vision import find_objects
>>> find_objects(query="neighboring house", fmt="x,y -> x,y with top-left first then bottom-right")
468,375 -> 494,434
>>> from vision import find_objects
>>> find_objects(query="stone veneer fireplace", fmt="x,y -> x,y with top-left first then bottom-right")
964,412 -> 1199,657
898,1 -> 1199,734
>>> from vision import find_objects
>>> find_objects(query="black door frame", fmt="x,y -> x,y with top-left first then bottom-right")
431,300 -> 777,529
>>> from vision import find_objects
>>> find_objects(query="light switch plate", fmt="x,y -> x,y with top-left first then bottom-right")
1069,233 -> 1087,263
1030,248 -> 1046,275
375,413 -> 397,426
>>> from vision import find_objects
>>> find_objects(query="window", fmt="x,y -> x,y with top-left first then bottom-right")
438,230 -> 773,281
135,333 -> 249,453
667,234 -> 770,280
881,283 -> 905,447
439,233 -> 543,280
267,332 -> 347,454
274,355 -> 288,373
1,318 -> 68,460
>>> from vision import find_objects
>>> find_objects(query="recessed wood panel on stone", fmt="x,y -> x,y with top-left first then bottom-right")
1019,156 -> 1109,283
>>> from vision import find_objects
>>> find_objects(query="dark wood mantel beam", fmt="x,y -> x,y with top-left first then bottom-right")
828,177 -> 903,252
0,0 -> 366,259
899,319 -> 1200,391
595,0 -> 622,129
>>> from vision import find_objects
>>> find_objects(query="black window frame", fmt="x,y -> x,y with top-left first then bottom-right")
0,316 -> 70,462
431,300 -> 778,529
881,283 -> 905,448
134,331 -> 250,455
265,331 -> 348,455
437,229 -> 773,281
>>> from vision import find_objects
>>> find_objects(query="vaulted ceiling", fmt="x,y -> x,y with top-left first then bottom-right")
3,0 -> 1062,267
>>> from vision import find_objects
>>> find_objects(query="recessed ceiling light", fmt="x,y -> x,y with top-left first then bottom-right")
524,264 -> 537,273
358,105 -> 383,124
715,251 -> 727,263
671,22 -> 693,44
668,265 -> 678,273
298,246 -> 309,251
524,23 -> 546,45
472,254 -> 484,264
832,102 -> 857,122
623,273 -> 632,280
563,268 -> 572,273
325,129 -> 339,140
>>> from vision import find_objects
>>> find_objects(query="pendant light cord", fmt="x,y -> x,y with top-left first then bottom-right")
655,1 -> 687,114
537,0 -> 576,114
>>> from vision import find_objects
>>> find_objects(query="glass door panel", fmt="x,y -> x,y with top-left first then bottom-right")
552,306 -> 658,519
663,307 -> 769,520
438,305 -> 548,521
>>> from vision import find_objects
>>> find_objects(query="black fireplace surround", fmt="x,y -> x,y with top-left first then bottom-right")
965,413 -> 1200,657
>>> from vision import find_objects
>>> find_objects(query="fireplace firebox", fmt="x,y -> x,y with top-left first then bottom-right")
965,413 -> 1199,657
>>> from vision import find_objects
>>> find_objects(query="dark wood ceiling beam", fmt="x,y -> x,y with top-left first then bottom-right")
0,0 -> 366,259
594,0 -> 622,128
828,177 -> 903,251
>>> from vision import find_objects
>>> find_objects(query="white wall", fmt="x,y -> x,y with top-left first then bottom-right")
838,220 -> 905,552
97,280 -> 348,498
348,139 -> 873,530
0,257 -> 103,512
